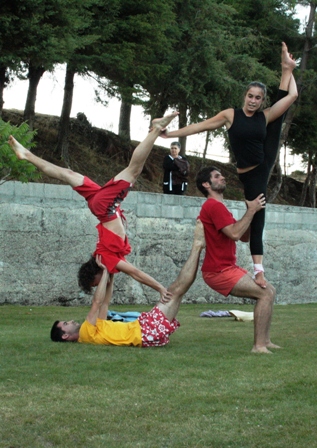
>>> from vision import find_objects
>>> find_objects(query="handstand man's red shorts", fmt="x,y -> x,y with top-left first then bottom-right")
73,176 -> 133,274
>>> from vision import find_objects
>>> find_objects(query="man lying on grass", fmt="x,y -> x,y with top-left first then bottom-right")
50,220 -> 205,347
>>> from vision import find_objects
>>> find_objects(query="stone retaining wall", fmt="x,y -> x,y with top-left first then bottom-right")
1,181 -> 316,306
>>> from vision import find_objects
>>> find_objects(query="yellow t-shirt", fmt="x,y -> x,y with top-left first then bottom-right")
78,318 -> 142,346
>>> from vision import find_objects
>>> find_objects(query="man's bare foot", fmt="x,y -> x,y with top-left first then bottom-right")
251,346 -> 273,354
267,342 -> 282,349
193,219 -> 206,249
8,135 -> 30,160
152,112 -> 179,131
254,271 -> 267,289
281,42 -> 296,71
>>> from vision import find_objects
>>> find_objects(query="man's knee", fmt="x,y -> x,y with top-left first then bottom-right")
266,283 -> 276,301
168,280 -> 185,298
258,283 -> 275,303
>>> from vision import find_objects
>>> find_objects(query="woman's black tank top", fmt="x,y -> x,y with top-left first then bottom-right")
227,108 -> 267,168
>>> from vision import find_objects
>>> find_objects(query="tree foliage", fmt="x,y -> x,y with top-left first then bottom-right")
0,120 -> 39,184
55,0 -> 174,148
142,0 -> 300,152
0,0 -> 101,126
2,0 -> 316,202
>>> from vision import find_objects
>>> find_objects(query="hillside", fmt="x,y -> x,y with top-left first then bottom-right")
2,109 -> 306,206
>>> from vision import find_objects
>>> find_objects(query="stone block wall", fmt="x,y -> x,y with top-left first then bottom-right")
1,181 -> 317,306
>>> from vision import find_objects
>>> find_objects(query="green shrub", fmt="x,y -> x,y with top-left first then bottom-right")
0,119 -> 41,184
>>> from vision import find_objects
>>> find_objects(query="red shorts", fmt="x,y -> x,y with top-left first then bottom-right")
73,176 -> 132,222
203,266 -> 248,297
94,224 -> 131,274
138,306 -> 180,347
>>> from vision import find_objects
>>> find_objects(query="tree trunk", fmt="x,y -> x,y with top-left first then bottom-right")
286,2 -> 316,121
300,153 -> 312,206
0,65 -> 8,117
149,92 -> 168,122
55,65 -> 75,164
308,165 -> 317,208
23,63 -> 45,130
299,174 -> 309,206
118,99 -> 131,140
178,103 -> 187,156
268,2 -> 316,201
268,157 -> 283,201
202,131 -> 211,162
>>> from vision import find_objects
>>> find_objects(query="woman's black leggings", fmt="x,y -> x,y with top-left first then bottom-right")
238,89 -> 288,255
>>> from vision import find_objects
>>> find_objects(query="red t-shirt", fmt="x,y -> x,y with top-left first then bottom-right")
199,198 -> 237,272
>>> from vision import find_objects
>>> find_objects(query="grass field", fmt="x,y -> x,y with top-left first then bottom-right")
1,303 -> 317,448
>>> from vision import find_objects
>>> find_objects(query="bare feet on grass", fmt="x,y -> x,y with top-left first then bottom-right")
266,342 -> 282,349
251,346 -> 273,354
152,111 -> 179,131
8,135 -> 30,160
251,341 -> 281,354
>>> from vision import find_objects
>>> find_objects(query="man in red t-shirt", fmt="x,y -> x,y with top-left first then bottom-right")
196,166 -> 279,354
8,112 -> 178,302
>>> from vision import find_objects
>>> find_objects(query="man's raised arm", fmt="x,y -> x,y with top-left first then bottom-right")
86,255 -> 111,325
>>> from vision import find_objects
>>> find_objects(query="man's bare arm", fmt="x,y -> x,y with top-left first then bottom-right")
98,275 -> 114,320
221,194 -> 266,241
116,260 -> 172,302
240,226 -> 250,243
86,256 -> 110,325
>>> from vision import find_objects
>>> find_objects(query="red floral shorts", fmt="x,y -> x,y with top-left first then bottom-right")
138,306 -> 180,347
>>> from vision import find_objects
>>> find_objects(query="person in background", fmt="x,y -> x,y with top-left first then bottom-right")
163,141 -> 189,195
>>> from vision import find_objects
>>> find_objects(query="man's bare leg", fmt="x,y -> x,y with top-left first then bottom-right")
262,295 -> 281,350
157,220 -> 205,322
8,135 -> 84,187
252,284 -> 279,353
114,112 -> 179,184
230,274 -> 277,354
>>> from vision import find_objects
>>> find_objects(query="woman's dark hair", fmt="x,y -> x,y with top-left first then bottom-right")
50,320 -> 66,342
196,166 -> 218,197
77,256 -> 101,294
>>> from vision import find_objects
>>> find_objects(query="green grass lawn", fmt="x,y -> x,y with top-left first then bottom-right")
1,303 -> 317,448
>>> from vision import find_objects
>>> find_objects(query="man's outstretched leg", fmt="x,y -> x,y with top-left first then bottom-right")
157,220 -> 205,322
114,112 -> 179,184
8,136 -> 84,188
8,111 -> 178,189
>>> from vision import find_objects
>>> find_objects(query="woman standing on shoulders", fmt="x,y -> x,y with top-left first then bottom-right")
161,42 -> 298,288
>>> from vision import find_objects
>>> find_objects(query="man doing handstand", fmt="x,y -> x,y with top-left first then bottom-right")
50,220 -> 205,347
8,112 -> 178,301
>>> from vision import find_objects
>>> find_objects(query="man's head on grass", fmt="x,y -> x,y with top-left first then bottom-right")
50,320 -> 81,342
